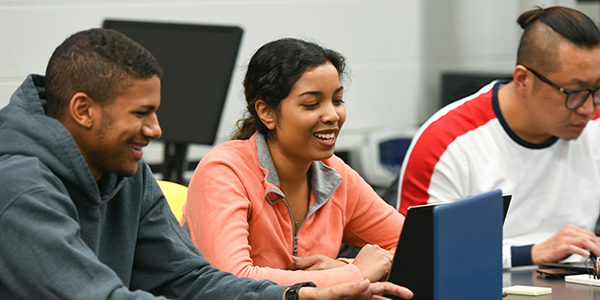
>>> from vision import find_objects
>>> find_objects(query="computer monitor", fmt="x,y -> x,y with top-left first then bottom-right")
103,19 -> 243,145
441,72 -> 511,108
103,20 -> 243,183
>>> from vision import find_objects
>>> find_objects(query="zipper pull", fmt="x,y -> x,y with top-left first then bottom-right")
293,236 -> 298,256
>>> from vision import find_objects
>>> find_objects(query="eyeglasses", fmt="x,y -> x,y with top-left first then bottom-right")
524,66 -> 600,110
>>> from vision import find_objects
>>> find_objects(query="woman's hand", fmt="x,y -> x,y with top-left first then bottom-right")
352,244 -> 393,282
287,255 -> 348,271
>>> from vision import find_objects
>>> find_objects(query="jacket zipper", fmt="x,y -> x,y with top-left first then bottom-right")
282,199 -> 301,256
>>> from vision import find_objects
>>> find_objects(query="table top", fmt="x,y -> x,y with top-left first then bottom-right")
504,266 -> 600,300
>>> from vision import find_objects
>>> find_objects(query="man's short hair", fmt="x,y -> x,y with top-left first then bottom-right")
45,28 -> 163,119
516,6 -> 600,72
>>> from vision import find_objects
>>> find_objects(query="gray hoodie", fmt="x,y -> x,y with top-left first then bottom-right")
0,74 -> 286,300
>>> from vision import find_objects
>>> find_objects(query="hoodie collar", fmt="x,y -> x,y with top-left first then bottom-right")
255,132 -> 342,213
1,74 -> 126,206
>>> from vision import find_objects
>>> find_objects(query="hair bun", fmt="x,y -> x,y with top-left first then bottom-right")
517,6 -> 544,29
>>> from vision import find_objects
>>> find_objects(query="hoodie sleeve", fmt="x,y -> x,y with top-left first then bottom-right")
0,157 -> 167,299
0,156 -> 285,300
129,170 -> 287,300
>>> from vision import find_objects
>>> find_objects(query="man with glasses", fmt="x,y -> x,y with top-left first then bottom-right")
398,5 -> 600,269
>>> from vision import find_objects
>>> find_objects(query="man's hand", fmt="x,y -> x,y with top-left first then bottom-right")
531,224 -> 600,265
352,244 -> 393,282
287,255 -> 348,271
297,280 -> 413,300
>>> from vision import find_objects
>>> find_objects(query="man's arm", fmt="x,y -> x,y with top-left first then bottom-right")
531,224 -> 600,265
134,172 -> 414,300
0,183 -> 165,299
0,159 -> 285,300
127,166 -> 288,299
503,225 -> 600,269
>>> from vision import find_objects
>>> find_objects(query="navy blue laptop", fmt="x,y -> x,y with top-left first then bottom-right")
386,189 -> 504,300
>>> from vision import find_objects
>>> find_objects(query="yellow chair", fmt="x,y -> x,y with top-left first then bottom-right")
157,180 -> 188,221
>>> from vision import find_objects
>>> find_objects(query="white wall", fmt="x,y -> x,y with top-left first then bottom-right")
1,0 -> 599,183
0,0 -> 419,137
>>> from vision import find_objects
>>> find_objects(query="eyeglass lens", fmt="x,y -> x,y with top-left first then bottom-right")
567,90 -> 600,109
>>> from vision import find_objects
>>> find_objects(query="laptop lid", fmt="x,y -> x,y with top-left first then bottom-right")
502,194 -> 512,224
386,189 -> 504,300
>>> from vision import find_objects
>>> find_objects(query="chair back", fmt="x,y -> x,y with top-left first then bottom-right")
157,180 -> 188,221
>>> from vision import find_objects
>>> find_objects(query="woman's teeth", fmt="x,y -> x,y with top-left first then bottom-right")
314,133 -> 335,140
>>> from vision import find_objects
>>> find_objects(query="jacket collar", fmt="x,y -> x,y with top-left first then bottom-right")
255,132 -> 342,212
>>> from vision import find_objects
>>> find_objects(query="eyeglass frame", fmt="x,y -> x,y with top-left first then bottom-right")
523,65 -> 600,110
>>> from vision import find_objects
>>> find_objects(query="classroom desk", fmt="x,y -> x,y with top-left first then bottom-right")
504,266 -> 600,299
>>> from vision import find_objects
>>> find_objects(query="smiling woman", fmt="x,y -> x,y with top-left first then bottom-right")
180,38 -> 406,287
256,62 -> 346,167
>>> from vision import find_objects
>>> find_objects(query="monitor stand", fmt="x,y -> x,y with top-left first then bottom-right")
162,142 -> 189,185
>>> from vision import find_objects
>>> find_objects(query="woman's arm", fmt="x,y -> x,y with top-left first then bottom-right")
337,162 -> 405,252
183,150 -> 364,287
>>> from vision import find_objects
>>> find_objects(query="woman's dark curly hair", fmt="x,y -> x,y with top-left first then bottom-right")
233,38 -> 346,140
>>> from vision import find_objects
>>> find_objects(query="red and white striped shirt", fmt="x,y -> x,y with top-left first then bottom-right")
399,80 -> 600,268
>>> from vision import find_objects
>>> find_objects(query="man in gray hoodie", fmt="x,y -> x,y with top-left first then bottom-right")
0,28 -> 413,300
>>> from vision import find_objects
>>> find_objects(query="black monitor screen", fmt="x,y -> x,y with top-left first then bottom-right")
103,20 -> 243,145
441,72 -> 511,108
